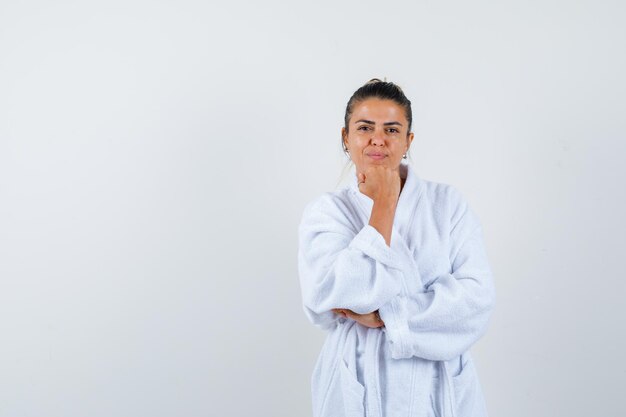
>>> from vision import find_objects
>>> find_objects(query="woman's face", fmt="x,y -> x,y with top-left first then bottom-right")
342,98 -> 414,175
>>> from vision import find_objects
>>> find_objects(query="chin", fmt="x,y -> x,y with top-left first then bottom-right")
367,159 -> 389,165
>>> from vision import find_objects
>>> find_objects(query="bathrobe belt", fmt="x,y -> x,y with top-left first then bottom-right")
362,328 -> 456,417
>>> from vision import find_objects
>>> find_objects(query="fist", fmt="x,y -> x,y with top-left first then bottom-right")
357,165 -> 401,203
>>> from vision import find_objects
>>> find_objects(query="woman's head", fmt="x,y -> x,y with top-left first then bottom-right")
343,79 -> 413,135
341,79 -> 414,174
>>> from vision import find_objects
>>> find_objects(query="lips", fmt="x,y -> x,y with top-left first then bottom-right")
367,153 -> 387,160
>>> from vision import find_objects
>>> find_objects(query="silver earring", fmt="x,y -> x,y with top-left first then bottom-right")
403,154 -> 407,159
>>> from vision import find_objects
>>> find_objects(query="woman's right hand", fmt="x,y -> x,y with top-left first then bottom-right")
332,308 -> 384,328
357,165 -> 401,247
357,165 -> 401,204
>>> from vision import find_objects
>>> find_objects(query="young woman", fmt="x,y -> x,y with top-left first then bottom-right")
298,79 -> 496,417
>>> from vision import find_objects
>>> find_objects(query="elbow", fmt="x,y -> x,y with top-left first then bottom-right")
473,272 -> 496,314
302,305 -> 339,331
484,278 -> 496,313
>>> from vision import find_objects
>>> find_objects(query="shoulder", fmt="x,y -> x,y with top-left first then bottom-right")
299,187 -> 359,233
419,178 -> 481,235
419,178 -> 467,210
301,187 -> 353,218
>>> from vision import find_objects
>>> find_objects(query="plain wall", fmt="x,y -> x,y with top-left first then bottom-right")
1,0 -> 625,416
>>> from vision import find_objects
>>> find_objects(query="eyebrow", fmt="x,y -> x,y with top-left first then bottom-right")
354,119 -> 403,127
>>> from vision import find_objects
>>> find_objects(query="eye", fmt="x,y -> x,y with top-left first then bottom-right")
387,128 -> 399,134
357,125 -> 371,131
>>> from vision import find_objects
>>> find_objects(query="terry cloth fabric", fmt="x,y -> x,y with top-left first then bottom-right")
298,161 -> 496,417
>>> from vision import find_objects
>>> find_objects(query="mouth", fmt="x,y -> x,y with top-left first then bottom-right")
366,153 -> 387,160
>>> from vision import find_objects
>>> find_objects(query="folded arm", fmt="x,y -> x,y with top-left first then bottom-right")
378,199 -> 497,361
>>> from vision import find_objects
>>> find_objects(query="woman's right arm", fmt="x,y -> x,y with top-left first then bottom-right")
297,195 -> 404,331
358,166 -> 401,247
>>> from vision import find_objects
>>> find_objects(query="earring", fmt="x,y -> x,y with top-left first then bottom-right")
403,154 -> 407,159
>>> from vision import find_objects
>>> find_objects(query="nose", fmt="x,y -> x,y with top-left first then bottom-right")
370,128 -> 385,146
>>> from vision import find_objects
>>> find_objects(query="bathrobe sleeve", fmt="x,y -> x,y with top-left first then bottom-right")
377,187 -> 497,361
298,193 -> 405,332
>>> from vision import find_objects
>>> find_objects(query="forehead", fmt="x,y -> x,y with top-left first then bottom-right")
351,98 -> 407,123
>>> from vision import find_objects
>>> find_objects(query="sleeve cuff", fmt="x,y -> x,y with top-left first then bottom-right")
348,225 -> 403,270
378,294 -> 412,359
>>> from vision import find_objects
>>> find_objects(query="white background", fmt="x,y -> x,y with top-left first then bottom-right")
1,1 -> 625,416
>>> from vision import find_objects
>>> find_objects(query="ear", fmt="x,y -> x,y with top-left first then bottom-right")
341,127 -> 348,149
406,132 -> 414,152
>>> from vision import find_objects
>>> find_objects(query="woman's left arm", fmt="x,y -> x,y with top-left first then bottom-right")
378,192 -> 497,361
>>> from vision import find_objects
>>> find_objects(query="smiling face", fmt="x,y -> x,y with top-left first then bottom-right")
342,98 -> 414,175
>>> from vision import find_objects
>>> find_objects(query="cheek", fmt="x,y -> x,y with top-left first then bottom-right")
348,138 -> 367,151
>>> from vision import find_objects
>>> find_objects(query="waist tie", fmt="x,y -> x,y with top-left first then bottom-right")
363,327 -> 383,417
438,360 -> 457,417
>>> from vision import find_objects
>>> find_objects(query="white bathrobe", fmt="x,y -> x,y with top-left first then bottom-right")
297,162 -> 496,417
